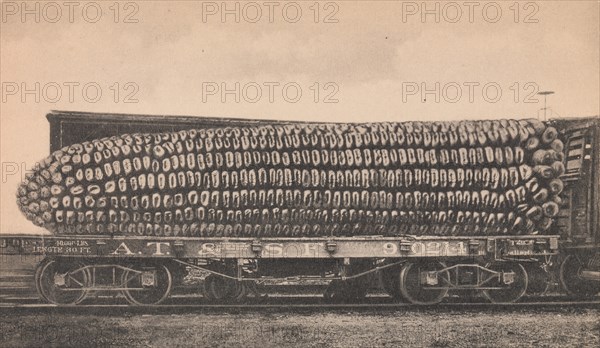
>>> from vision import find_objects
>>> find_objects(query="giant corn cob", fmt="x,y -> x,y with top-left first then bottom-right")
17,119 -> 564,237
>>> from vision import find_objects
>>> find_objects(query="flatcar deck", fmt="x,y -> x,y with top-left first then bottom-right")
0,234 -> 559,259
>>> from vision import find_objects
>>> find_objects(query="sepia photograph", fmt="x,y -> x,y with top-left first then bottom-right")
0,1 -> 599,347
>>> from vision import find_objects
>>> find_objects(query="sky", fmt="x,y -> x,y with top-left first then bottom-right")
1,0 -> 599,233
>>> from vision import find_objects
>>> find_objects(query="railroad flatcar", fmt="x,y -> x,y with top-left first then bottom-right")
1,111 -> 598,305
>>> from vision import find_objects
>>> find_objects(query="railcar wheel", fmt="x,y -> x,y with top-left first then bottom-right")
201,276 -> 215,300
379,266 -> 404,300
34,259 -> 51,303
232,282 -> 248,301
560,255 -> 600,298
36,259 -> 89,305
524,263 -> 550,296
482,263 -> 528,303
241,281 -> 266,301
399,262 -> 449,305
121,263 -> 172,305
203,275 -> 242,301
242,281 -> 257,296
228,281 -> 247,302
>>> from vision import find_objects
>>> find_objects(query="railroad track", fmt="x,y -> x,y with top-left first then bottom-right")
2,295 -> 599,311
